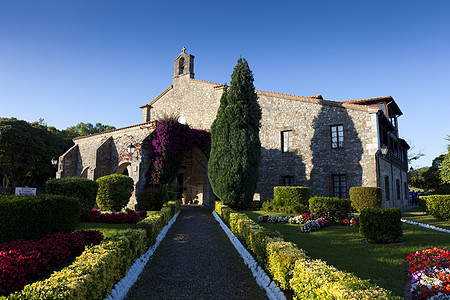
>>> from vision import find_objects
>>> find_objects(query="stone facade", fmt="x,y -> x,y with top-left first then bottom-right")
58,49 -> 409,208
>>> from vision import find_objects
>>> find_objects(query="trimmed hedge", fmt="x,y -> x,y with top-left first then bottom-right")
96,174 -> 134,211
418,195 -> 428,212
214,201 -> 399,299
46,177 -> 98,217
3,201 -> 180,299
360,208 -> 402,243
426,195 -> 450,220
309,196 -> 352,223
0,194 -> 81,242
349,187 -> 382,212
273,186 -> 310,207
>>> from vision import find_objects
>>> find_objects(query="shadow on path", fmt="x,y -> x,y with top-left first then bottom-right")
125,206 -> 267,300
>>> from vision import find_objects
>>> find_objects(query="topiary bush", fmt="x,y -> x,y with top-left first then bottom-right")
426,195 -> 450,220
349,187 -> 382,212
46,177 -> 98,217
359,208 -> 402,243
309,196 -> 351,223
274,186 -> 310,207
0,194 -> 81,242
96,174 -> 134,211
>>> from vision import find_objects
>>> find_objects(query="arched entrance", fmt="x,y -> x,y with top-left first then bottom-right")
177,147 -> 214,206
117,162 -> 131,176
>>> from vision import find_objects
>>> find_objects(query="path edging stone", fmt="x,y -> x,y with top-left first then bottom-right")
105,211 -> 180,300
212,211 -> 286,300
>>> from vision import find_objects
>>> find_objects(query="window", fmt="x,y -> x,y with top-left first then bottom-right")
282,176 -> 294,186
396,179 -> 401,201
385,176 -> 390,201
281,130 -> 293,153
333,174 -> 347,198
331,125 -> 344,149
404,182 -> 408,200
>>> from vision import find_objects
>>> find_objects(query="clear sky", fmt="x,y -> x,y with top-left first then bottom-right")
1,0 -> 449,168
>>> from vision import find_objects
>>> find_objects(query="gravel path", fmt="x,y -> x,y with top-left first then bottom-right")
125,206 -> 268,300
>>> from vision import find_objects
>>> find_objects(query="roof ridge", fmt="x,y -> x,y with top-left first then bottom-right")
73,122 -> 155,141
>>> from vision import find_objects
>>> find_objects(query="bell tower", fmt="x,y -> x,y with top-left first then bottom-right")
174,47 -> 195,79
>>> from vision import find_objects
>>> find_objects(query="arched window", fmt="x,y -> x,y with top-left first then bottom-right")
179,58 -> 185,75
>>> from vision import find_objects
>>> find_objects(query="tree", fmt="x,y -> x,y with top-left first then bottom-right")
0,118 -> 72,191
208,58 -> 261,209
423,154 -> 446,189
64,122 -> 116,139
408,167 -> 429,189
440,135 -> 450,184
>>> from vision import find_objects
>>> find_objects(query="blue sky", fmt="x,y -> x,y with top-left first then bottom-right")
1,0 -> 449,168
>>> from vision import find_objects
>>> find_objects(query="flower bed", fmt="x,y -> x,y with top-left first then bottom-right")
83,209 -> 147,224
257,212 -> 329,233
407,247 -> 450,299
342,214 -> 360,227
0,230 -> 103,296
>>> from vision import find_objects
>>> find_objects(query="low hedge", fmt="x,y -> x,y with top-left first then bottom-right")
360,208 -> 402,243
349,187 -> 382,212
3,201 -> 180,299
0,194 -> 81,242
418,195 -> 428,212
426,195 -> 450,220
215,201 -> 398,299
46,177 -> 98,217
309,196 -> 352,223
273,186 -> 310,207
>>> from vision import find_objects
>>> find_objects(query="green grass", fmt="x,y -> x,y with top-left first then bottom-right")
244,210 -> 450,298
74,222 -> 134,238
402,206 -> 450,230
74,211 -> 162,238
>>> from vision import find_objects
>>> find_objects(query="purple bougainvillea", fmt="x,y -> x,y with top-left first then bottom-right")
144,118 -> 211,186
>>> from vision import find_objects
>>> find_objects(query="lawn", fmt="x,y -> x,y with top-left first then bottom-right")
74,222 -> 134,238
244,209 -> 450,298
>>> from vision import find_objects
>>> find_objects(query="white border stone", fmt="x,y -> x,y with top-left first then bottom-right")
212,211 -> 286,300
105,211 -> 180,300
401,219 -> 450,233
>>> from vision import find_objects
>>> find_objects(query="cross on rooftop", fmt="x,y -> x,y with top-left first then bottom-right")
182,46 -> 186,53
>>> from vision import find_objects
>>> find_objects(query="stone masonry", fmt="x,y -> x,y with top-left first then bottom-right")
58,49 -> 409,208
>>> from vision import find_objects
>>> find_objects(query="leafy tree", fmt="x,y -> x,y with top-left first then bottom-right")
64,122 -> 116,139
441,136 -> 450,184
208,58 -> 261,209
408,167 -> 429,189
0,118 -> 72,192
423,154 -> 446,188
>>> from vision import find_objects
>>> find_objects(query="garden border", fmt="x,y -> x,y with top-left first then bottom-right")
401,219 -> 450,233
106,211 -> 180,300
212,211 -> 286,300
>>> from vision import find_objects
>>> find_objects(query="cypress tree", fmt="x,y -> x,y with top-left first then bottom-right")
208,58 -> 261,208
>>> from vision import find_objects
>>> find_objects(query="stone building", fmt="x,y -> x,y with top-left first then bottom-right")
57,48 -> 409,208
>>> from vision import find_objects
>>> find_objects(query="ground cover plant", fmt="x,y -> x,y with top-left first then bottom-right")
0,230 -> 103,296
82,208 -> 146,224
244,209 -> 450,297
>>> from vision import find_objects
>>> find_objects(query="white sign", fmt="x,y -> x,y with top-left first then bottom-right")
15,187 -> 37,196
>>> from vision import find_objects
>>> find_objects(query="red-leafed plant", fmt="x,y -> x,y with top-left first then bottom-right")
0,230 -> 103,296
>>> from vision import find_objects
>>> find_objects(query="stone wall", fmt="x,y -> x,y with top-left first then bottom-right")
57,123 -> 155,208
147,77 -> 381,201
379,157 -> 408,207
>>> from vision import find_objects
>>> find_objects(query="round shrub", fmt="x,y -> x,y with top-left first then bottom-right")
349,186 -> 382,212
309,196 -> 351,223
359,207 -> 402,243
96,174 -> 134,211
426,195 -> 450,220
46,177 -> 98,217
274,186 -> 310,207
